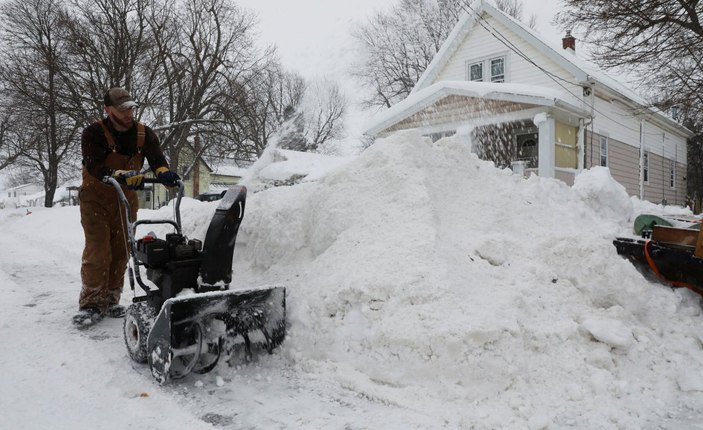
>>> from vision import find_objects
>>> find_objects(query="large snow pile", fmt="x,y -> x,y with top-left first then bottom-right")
231,130 -> 703,428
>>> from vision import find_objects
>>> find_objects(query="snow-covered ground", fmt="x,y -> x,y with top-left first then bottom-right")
2,131 -> 703,429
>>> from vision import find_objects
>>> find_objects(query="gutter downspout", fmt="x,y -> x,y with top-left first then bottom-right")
578,117 -> 591,171
639,119 -> 645,200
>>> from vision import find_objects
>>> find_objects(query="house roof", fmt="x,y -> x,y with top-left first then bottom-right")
416,1 -> 622,98
5,183 -> 43,192
204,156 -> 247,177
408,0 -> 692,138
366,81 -> 590,136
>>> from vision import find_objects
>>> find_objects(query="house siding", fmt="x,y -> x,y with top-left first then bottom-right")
597,102 -> 687,206
585,130 -> 686,205
643,151 -> 686,205
585,130 -> 640,196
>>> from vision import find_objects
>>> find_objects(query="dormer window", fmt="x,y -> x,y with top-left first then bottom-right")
467,55 -> 507,82
469,63 -> 483,81
490,58 -> 505,82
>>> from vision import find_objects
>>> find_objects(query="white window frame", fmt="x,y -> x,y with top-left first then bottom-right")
489,57 -> 505,82
466,53 -> 508,83
599,135 -> 608,167
468,62 -> 483,82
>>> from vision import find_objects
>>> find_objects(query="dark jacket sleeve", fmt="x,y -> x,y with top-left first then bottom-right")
142,126 -> 170,174
81,122 -> 112,179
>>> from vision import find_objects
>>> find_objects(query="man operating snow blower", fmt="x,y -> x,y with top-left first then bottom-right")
73,87 -> 179,327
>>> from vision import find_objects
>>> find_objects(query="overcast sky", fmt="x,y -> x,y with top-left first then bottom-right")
233,0 -> 567,139
235,0 -> 565,81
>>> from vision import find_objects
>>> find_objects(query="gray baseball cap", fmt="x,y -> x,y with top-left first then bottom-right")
104,87 -> 138,111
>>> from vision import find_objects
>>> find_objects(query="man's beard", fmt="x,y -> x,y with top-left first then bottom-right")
110,112 -> 134,129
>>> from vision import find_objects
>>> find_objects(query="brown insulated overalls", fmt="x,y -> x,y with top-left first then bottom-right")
78,123 -> 145,311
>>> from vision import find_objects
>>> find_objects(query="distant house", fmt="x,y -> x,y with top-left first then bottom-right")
148,145 -> 245,208
365,0 -> 694,206
205,158 -> 246,194
1,183 -> 44,208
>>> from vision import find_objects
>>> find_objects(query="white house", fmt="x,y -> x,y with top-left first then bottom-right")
365,0 -> 694,206
1,183 -> 44,208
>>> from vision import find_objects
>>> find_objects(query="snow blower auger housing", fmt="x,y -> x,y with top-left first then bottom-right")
104,177 -> 286,384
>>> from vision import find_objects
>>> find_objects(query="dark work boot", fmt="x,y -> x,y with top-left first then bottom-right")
105,304 -> 126,318
72,307 -> 104,327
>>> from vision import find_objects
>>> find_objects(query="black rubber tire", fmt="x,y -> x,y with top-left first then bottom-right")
123,302 -> 156,363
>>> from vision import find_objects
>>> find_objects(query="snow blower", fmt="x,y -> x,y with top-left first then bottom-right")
614,222 -> 703,296
105,177 -> 286,384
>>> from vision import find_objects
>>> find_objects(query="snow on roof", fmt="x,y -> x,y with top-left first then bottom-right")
211,163 -> 247,177
366,80 -> 588,136
4,182 -> 42,192
200,156 -> 247,177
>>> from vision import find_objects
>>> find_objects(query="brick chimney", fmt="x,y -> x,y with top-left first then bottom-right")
562,30 -> 576,52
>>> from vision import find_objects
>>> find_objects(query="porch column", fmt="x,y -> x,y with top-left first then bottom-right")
538,114 -> 555,178
577,118 -> 585,170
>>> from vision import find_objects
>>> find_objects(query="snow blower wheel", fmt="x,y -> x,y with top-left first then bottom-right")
124,302 -> 156,363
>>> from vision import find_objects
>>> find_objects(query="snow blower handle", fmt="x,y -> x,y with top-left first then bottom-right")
102,176 -> 185,233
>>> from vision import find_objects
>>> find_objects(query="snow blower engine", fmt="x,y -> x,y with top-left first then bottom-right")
104,176 -> 286,384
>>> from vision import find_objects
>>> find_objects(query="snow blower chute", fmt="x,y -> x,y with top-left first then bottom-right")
105,177 -> 285,384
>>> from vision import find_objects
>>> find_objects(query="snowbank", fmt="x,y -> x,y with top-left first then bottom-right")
230,130 -> 703,428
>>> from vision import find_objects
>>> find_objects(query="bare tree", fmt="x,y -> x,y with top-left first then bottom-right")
351,0 -> 536,109
495,0 -> 537,28
222,65 -> 306,159
301,78 -> 347,151
265,76 -> 347,154
0,108 -> 23,170
0,0 -> 320,202
145,0 -> 275,178
0,0 -> 82,206
555,0 -> 703,131
58,0 -> 277,177
351,0 -> 462,108
58,0 -> 162,125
